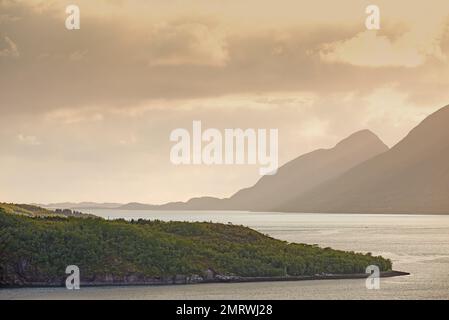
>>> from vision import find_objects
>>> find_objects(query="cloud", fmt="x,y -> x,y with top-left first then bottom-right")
69,49 -> 89,61
319,30 -> 444,67
0,35 -> 19,57
17,134 -> 41,146
0,13 -> 21,23
1,0 -> 449,204
146,21 -> 229,67
118,134 -> 138,146
45,108 -> 104,124
442,20 -> 449,55
0,1 -> 448,115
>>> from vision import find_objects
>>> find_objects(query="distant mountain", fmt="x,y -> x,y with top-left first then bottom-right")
117,197 -> 229,211
117,202 -> 159,210
132,129 -> 388,211
40,202 -> 123,210
277,105 -> 449,214
37,104 -> 449,215
225,130 -> 389,211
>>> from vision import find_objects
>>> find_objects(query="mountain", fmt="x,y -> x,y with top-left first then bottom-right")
40,202 -> 123,210
137,129 -> 389,211
277,105 -> 449,214
117,202 -> 160,210
118,197 -> 230,211
225,130 -> 389,211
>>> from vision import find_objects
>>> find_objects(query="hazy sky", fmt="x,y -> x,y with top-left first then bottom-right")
1,0 -> 449,204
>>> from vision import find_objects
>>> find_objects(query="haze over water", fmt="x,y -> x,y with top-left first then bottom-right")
2,211 -> 448,300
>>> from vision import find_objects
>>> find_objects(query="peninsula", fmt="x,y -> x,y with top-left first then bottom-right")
0,204 -> 403,287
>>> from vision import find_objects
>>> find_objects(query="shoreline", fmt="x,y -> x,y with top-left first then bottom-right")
0,271 -> 409,289
76,208 -> 449,217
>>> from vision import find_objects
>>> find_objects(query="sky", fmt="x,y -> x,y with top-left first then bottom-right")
1,0 -> 449,204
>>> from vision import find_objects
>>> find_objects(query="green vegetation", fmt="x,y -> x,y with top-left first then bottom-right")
0,206 -> 392,286
0,203 -> 65,218
0,203 -> 96,219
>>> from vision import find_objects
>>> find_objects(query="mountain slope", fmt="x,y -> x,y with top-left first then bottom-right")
144,130 -> 388,211
226,130 -> 388,211
277,105 -> 449,214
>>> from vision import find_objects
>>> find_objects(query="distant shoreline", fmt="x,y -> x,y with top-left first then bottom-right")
44,207 -> 449,216
0,271 -> 409,289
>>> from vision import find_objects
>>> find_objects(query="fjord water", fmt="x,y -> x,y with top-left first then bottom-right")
2,211 -> 449,300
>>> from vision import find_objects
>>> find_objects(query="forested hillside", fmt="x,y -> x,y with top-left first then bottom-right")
0,207 -> 391,286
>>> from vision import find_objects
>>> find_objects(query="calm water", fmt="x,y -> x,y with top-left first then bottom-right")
1,210 -> 449,300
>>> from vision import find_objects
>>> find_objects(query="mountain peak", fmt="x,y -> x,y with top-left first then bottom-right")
335,129 -> 388,151
277,103 -> 449,214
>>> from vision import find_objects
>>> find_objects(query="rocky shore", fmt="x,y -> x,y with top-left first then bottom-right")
0,270 -> 409,288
